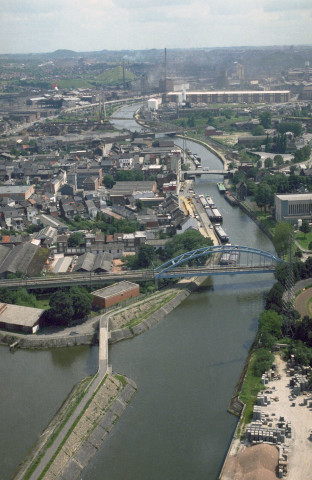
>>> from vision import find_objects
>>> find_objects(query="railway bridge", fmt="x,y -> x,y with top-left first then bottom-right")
0,246 -> 284,290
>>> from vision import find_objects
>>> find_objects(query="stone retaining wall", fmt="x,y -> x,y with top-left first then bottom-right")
0,331 -> 98,349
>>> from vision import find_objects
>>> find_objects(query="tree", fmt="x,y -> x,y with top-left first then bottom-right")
137,244 -> 156,268
259,110 -> 272,129
308,241 -> 312,250
259,310 -> 282,339
264,157 -> 273,169
252,125 -> 265,136
277,121 -> 303,137
135,199 -> 144,211
103,174 -> 115,189
68,232 -> 84,247
293,145 -> 311,164
300,220 -> 311,238
274,155 -> 284,171
70,287 -> 92,319
265,282 -> 284,313
49,291 -> 74,326
252,348 -> 274,377
272,133 -> 287,154
273,222 -> 293,258
255,183 -> 273,211
163,230 -> 213,262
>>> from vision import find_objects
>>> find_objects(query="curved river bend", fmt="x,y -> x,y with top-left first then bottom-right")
0,105 -> 275,480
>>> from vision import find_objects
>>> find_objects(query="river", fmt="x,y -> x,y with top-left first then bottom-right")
0,105 -> 275,480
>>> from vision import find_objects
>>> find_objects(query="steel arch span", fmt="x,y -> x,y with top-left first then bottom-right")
154,245 -> 285,279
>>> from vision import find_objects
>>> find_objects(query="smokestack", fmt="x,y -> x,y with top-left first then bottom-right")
164,48 -> 167,94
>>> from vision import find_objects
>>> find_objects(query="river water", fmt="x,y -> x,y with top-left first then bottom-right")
0,105 -> 275,480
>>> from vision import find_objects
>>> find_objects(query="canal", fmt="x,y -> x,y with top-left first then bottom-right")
0,105 -> 276,480
80,110 -> 276,479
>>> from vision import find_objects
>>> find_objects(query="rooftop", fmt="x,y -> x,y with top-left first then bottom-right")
276,193 -> 312,201
92,281 -> 139,299
0,303 -> 44,328
0,186 -> 33,194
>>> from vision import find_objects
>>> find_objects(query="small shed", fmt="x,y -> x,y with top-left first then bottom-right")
92,281 -> 140,309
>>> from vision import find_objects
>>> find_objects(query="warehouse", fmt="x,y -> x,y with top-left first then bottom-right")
73,252 -> 113,273
0,185 -> 34,201
0,302 -> 44,333
165,90 -> 290,104
92,281 -> 140,309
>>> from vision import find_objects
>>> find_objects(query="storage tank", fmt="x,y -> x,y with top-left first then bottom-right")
147,98 -> 158,111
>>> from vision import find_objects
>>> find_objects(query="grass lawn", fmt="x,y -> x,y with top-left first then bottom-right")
36,298 -> 50,310
294,231 -> 312,250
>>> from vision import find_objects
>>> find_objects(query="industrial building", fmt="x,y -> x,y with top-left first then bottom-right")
73,252 -> 113,273
0,185 -> 34,201
164,90 -> 290,104
0,302 -> 44,333
275,193 -> 312,223
0,242 -> 48,278
92,281 -> 140,309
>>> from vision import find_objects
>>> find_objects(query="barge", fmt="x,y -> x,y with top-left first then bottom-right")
214,224 -> 229,243
217,182 -> 226,194
211,207 -> 223,222
224,191 -> 238,206
220,248 -> 239,265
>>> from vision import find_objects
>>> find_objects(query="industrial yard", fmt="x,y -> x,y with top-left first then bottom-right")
221,354 -> 312,479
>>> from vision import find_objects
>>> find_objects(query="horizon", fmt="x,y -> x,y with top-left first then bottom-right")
1,0 -> 312,55
1,43 -> 312,57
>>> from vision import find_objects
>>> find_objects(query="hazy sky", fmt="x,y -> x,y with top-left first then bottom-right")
1,0 -> 312,54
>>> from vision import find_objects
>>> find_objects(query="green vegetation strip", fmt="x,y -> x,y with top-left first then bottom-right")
238,353 -> 266,433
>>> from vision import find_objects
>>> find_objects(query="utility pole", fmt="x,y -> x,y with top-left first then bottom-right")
283,230 -> 295,336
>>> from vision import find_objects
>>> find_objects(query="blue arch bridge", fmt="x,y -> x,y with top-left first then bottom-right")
0,246 -> 285,290
154,245 -> 284,280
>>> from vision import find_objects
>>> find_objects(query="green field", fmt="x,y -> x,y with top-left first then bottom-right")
57,66 -> 135,89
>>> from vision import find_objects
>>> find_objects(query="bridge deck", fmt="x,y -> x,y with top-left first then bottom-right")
185,170 -> 227,175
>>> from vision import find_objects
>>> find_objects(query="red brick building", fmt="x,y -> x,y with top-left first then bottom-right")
92,281 -> 140,309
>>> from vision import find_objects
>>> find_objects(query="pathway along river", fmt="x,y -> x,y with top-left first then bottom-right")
0,105 -> 276,480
